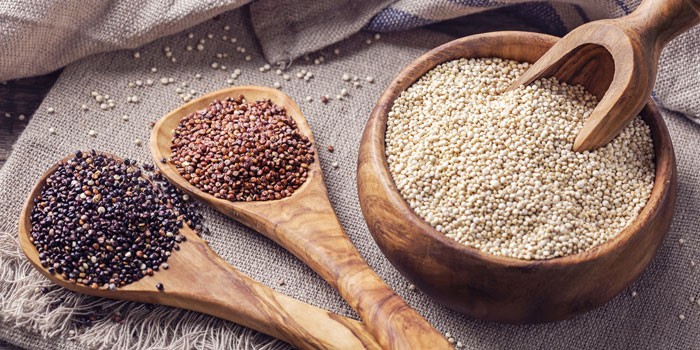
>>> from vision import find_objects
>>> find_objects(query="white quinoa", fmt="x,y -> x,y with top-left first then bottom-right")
385,57 -> 655,260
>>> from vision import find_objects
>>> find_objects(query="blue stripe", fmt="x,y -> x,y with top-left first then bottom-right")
446,0 -> 505,7
575,5 -> 590,23
614,0 -> 631,14
365,7 -> 435,32
502,2 -> 568,36
366,1 -> 568,35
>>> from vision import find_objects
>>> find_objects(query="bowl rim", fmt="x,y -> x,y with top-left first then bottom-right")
363,30 -> 675,268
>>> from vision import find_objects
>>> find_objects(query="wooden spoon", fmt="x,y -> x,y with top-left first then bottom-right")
508,0 -> 700,151
150,86 -> 451,350
18,153 -> 381,350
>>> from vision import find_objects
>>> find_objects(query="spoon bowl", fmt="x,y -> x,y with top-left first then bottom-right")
150,86 -> 451,349
19,152 -> 381,349
358,31 -> 678,323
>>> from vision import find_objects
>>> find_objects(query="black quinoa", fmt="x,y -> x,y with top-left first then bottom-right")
29,151 -> 205,289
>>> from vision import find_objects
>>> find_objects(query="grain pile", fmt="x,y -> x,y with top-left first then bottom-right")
29,151 -> 205,289
385,58 -> 655,260
170,96 -> 315,202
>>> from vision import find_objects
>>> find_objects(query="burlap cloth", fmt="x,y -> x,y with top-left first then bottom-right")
2,0 -> 700,123
2,7 -> 700,350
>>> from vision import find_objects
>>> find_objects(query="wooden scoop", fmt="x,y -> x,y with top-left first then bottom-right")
509,0 -> 700,151
150,86 -> 451,349
18,153 -> 381,350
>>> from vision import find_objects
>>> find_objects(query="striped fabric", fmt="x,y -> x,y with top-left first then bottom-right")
365,0 -> 635,33
362,0 -> 700,123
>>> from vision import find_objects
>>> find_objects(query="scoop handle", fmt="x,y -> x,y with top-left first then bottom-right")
625,0 -> 700,47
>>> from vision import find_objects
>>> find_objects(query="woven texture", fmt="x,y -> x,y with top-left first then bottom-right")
0,0 -> 251,81
2,6 -> 700,350
2,0 -> 699,124
252,0 -> 700,123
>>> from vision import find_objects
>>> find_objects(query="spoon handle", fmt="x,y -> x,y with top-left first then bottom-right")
162,234 -> 381,350
622,0 -> 700,48
18,171 -> 380,349
254,185 -> 451,349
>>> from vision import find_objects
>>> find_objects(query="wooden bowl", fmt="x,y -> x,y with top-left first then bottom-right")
357,31 -> 678,323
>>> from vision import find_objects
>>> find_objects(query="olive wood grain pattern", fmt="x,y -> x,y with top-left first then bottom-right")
18,154 -> 381,350
150,86 -> 450,349
358,32 -> 677,323
509,0 -> 700,152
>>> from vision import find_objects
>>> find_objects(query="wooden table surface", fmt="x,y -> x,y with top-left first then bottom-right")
0,70 -> 61,169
